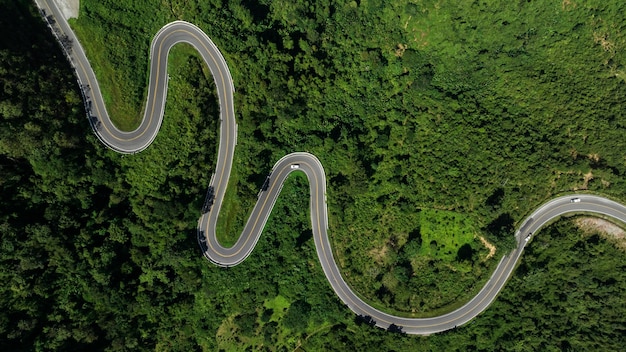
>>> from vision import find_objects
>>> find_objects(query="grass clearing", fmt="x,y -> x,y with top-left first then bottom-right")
70,2 -> 172,130
70,22 -> 148,130
419,209 -> 478,261
215,160 -> 244,247
264,295 -> 291,322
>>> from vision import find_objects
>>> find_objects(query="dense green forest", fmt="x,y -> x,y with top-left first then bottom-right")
68,0 -> 626,314
1,0 -> 625,350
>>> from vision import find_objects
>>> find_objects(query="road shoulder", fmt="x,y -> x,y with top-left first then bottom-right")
53,0 -> 79,19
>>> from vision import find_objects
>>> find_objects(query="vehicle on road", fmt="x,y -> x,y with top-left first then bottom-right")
290,164 -> 300,169
571,198 -> 581,203
525,233 -> 532,242
261,177 -> 270,191
201,186 -> 214,213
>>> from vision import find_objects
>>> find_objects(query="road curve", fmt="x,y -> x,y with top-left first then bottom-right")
36,0 -> 626,335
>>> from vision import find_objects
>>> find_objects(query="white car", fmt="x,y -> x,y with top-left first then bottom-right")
525,233 -> 532,242
571,198 -> 581,203
290,164 -> 300,169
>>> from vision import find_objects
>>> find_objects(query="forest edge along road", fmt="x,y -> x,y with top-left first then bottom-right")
36,0 -> 626,335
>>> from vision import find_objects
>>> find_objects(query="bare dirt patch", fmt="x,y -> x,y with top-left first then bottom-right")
575,217 -> 626,251
579,170 -> 594,190
561,0 -> 577,11
593,32 -> 617,53
369,245 -> 389,265
394,43 -> 407,57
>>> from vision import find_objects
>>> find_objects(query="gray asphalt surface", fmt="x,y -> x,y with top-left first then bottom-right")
37,0 -> 626,335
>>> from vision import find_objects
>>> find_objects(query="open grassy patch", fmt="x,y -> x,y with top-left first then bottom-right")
70,2 -> 172,130
419,209 -> 478,261
215,169 -> 243,247
263,295 -> 290,322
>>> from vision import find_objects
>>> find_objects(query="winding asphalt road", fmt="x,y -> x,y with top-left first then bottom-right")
36,0 -> 626,335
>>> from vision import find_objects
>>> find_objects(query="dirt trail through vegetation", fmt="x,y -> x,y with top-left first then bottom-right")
478,236 -> 496,261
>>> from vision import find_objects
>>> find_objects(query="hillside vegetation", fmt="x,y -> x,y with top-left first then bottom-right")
71,0 -> 626,314
1,0 -> 625,350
